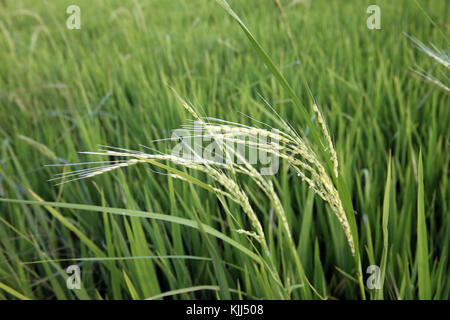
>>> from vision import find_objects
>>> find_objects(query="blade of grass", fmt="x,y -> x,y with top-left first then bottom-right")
122,270 -> 140,300
0,198 -> 261,263
0,282 -> 31,300
215,0 -> 322,148
375,154 -> 391,299
416,150 -> 431,299
146,285 -> 220,300
21,255 -> 212,265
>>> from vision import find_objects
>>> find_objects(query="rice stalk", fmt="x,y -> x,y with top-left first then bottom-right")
404,32 -> 450,93
51,99 -> 355,256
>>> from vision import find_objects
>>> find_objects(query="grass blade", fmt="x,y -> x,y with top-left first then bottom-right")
375,154 -> 391,299
0,282 -> 31,300
0,198 -> 261,263
416,150 -> 431,299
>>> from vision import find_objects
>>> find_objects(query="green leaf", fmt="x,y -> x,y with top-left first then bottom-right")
375,154 -> 391,299
417,150 -> 431,299
0,282 -> 31,300
0,198 -> 261,263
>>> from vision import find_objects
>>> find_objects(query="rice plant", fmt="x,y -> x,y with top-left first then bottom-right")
49,97 -> 356,298
0,0 -> 448,300
39,0 -> 368,299
405,33 -> 450,92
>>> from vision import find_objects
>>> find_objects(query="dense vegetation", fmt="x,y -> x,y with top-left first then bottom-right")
0,0 -> 448,299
